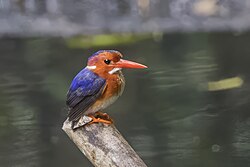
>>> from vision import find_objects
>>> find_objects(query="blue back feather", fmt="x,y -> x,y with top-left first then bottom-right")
69,68 -> 105,93
66,68 -> 106,121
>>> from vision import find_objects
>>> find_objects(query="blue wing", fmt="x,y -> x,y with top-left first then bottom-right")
66,68 -> 106,121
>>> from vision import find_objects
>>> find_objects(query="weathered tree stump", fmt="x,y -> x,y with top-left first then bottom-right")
62,118 -> 147,167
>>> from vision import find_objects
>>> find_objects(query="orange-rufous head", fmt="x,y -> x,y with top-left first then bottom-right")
86,50 -> 147,75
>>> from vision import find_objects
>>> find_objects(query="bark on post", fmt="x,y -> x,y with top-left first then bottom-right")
62,118 -> 147,167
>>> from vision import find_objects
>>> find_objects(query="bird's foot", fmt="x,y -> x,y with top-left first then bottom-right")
88,115 -> 113,125
94,111 -> 113,123
70,113 -> 113,130
88,112 -> 113,125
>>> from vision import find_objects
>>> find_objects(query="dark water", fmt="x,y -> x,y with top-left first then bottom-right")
1,33 -> 250,167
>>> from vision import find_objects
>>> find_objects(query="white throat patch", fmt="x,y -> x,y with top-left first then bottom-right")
86,66 -> 96,70
108,68 -> 122,74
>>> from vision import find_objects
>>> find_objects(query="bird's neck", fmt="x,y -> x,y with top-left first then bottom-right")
91,68 -> 125,96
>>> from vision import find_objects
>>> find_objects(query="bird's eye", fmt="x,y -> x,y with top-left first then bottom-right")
104,59 -> 111,65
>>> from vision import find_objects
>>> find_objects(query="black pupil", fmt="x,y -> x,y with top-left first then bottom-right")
104,59 -> 111,65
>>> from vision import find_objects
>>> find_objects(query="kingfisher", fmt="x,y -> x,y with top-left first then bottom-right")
66,50 -> 147,129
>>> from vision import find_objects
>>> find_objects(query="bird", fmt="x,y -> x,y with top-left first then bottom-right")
66,50 -> 147,129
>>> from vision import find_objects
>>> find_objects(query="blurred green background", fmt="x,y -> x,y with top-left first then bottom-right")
1,0 -> 250,167
1,33 -> 250,167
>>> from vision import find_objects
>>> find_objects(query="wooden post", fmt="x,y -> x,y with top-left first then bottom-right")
62,118 -> 147,167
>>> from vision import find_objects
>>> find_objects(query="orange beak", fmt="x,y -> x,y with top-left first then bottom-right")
115,59 -> 147,69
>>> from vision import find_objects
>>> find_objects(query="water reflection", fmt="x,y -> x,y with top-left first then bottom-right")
1,33 -> 250,167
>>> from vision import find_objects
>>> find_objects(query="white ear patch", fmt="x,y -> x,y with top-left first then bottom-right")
109,68 -> 122,74
86,66 -> 96,70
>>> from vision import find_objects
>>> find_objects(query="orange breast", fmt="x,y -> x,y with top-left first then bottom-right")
86,71 -> 125,114
104,72 -> 125,97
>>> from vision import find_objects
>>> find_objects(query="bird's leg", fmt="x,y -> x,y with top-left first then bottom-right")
87,115 -> 113,125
